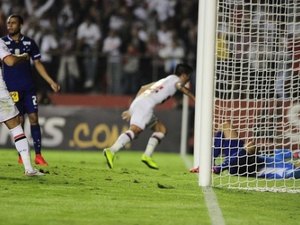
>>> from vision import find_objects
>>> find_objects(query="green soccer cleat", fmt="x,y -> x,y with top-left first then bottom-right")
141,154 -> 159,170
103,148 -> 115,169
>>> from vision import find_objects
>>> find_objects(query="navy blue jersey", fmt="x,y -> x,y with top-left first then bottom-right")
213,133 -> 299,179
213,131 -> 262,176
1,35 -> 41,91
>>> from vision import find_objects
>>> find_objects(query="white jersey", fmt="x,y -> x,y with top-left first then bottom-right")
129,75 -> 180,129
0,39 -> 11,92
137,75 -> 180,107
0,39 -> 19,122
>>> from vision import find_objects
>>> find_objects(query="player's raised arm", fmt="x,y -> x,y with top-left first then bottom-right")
136,82 -> 154,97
175,82 -> 195,101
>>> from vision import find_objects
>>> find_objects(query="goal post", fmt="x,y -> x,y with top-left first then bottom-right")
195,0 -> 217,186
195,0 -> 300,193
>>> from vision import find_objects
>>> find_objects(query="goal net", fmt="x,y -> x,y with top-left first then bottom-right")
204,0 -> 300,193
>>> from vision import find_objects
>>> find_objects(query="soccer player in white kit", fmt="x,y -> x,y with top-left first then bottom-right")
104,63 -> 195,169
0,39 -> 43,176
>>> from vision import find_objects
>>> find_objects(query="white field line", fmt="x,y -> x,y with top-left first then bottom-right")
181,155 -> 226,225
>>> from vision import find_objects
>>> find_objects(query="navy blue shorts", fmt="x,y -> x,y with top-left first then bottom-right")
10,89 -> 38,115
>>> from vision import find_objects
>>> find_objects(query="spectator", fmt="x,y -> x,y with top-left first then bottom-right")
275,43 -> 292,100
1,0 -> 13,16
147,0 -> 176,22
145,32 -> 163,82
22,18 -> 43,46
108,7 -> 126,32
122,42 -> 140,94
1,0 -> 25,17
57,26 -> 80,92
158,33 -> 185,74
76,13 -> 101,91
133,1 -> 149,23
56,0 -> 76,35
0,10 -> 7,37
146,32 -> 161,57
37,25 -> 59,103
156,22 -> 172,47
102,29 -> 122,94
144,10 -> 159,35
2,0 -> 200,94
25,0 -> 55,19
127,23 -> 147,54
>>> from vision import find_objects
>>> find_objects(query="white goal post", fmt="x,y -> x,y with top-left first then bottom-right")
193,0 -> 300,193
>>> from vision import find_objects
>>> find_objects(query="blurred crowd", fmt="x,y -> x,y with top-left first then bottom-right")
0,0 -> 198,94
215,0 -> 300,99
2,0 -> 298,101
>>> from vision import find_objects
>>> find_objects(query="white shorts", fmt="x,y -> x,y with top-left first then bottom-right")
129,97 -> 154,130
0,89 -> 19,123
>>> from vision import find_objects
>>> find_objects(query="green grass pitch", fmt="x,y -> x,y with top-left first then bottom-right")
0,149 -> 299,225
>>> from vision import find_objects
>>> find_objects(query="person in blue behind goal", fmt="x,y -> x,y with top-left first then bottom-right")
1,14 -> 60,166
190,121 -> 300,179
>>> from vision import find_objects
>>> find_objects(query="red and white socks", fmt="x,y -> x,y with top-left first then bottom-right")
10,125 -> 34,172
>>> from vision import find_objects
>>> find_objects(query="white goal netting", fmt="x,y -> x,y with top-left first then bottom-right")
212,0 -> 300,193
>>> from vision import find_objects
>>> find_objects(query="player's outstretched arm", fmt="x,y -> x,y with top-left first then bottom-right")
175,82 -> 195,101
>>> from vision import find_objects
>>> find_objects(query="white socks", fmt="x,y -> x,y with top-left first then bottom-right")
110,130 -> 135,153
110,130 -> 165,156
144,132 -> 165,157
10,125 -> 34,172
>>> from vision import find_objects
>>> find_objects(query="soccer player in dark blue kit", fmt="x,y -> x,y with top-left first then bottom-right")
190,122 -> 300,179
2,14 -> 60,166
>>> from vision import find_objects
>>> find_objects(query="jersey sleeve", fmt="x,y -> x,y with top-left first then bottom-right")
0,40 -> 11,60
29,38 -> 41,60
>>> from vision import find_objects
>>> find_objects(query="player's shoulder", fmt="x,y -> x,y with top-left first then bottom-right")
21,35 -> 35,43
166,74 -> 179,79
166,74 -> 180,82
1,35 -> 9,42
0,38 -> 8,49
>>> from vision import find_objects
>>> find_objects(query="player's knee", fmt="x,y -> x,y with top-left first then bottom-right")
152,132 -> 165,144
154,121 -> 167,134
129,125 -> 143,138
28,113 -> 38,124
161,125 -> 167,134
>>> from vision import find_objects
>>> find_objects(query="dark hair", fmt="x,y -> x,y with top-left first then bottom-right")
7,14 -> 24,25
174,63 -> 193,76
